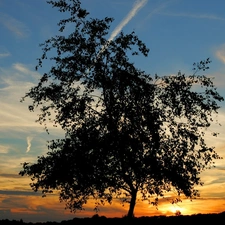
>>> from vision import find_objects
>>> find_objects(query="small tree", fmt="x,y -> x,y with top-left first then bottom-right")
20,0 -> 224,219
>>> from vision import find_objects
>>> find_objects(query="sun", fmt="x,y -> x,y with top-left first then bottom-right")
167,205 -> 186,215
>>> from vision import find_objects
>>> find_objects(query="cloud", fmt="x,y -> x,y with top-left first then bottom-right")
107,0 -> 148,42
0,52 -> 10,58
0,63 -> 64,168
26,136 -> 33,153
0,209 -> 12,219
91,0 -> 148,72
0,195 -> 75,222
0,64 -> 44,130
138,0 -> 175,28
0,46 -> 11,58
0,173 -> 22,178
0,65 -> 39,129
13,63 -> 38,76
159,12 -> 225,21
145,0 -> 174,20
0,145 -> 10,154
0,190 -> 41,196
13,63 -> 32,74
0,12 -> 30,38
215,44 -> 225,64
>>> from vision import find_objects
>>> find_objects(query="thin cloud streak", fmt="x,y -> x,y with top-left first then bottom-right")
159,12 -> 225,21
0,47 -> 10,58
0,52 -> 10,58
94,0 -> 147,70
13,63 -> 39,77
26,136 -> 33,153
145,0 -> 174,20
107,0 -> 148,42
0,13 -> 30,38
0,145 -> 10,154
137,0 -> 175,29
215,44 -> 225,64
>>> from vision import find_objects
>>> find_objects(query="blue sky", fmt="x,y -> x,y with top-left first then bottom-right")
1,0 -> 225,222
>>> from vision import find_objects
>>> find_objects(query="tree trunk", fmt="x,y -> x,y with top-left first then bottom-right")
127,190 -> 137,219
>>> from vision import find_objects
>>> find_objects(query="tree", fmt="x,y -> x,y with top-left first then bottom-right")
20,0 -> 224,219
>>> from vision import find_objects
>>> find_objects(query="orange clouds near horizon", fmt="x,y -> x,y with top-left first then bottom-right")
1,187 -> 225,222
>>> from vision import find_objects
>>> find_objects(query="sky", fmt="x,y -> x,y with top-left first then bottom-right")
1,0 -> 225,222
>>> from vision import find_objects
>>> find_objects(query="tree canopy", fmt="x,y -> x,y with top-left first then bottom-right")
20,0 -> 224,219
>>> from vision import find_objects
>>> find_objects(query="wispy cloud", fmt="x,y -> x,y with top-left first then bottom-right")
216,44 -> 225,64
108,0 -> 148,42
0,52 -> 10,58
0,195 -> 75,222
139,0 -> 175,28
0,190 -> 40,196
159,12 -> 225,21
0,13 -> 30,38
0,65 -> 38,129
145,0 -> 174,20
0,145 -> 10,154
0,46 -> 11,58
26,136 -> 33,153
13,63 -> 39,78
0,63 -> 60,134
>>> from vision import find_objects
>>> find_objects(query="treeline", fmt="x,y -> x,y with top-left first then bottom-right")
1,212 -> 225,225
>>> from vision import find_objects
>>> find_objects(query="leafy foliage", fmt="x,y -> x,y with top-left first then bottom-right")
20,0 -> 224,219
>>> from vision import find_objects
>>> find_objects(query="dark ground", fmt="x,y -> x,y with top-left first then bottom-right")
1,212 -> 225,225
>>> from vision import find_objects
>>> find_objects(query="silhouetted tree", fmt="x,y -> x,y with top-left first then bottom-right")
19,0 -> 224,220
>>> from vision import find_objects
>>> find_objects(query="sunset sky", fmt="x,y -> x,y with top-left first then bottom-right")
1,0 -> 225,222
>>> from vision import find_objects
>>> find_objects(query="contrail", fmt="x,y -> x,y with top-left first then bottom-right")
87,0 -> 148,73
26,136 -> 33,153
108,0 -> 148,42
98,0 -> 148,55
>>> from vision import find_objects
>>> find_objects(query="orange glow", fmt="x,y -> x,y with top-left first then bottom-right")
1,173 -> 225,221
1,189 -> 225,222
